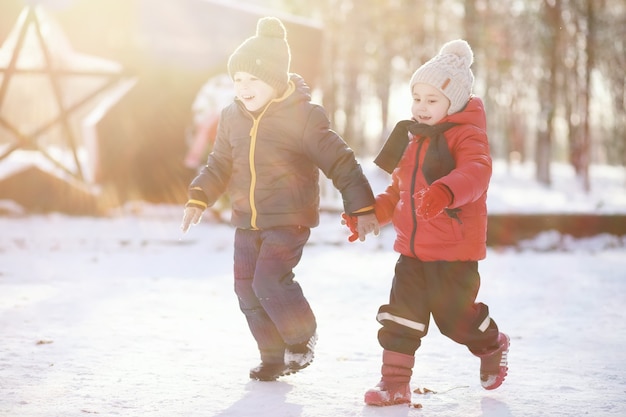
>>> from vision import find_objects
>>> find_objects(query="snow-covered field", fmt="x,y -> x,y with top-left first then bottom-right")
1,161 -> 625,417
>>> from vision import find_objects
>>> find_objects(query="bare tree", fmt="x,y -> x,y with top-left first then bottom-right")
275,0 -> 625,185
534,0 -> 564,185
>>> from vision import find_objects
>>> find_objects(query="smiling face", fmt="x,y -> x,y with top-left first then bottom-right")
233,71 -> 278,112
411,83 -> 451,125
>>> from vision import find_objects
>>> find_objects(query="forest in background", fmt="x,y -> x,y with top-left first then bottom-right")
0,0 -> 624,206
247,0 -> 626,191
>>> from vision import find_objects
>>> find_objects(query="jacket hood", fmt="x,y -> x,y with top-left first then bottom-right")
258,73 -> 311,113
285,73 -> 312,104
443,96 -> 486,131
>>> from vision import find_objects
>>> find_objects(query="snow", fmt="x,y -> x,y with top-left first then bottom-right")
1,161 -> 626,417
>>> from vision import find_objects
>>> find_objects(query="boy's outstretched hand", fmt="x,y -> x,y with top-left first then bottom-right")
341,212 -> 380,242
181,206 -> 204,233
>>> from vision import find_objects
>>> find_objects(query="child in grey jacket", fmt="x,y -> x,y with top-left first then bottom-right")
181,16 -> 379,381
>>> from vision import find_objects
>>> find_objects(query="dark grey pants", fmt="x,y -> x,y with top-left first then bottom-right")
233,226 -> 317,364
377,255 -> 500,355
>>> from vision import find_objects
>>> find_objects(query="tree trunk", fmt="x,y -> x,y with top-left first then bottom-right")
536,0 -> 563,186
579,0 -> 595,192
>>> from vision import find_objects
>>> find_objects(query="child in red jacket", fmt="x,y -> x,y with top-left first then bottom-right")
346,39 -> 509,406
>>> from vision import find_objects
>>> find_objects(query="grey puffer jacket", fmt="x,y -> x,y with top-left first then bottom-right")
189,74 -> 374,230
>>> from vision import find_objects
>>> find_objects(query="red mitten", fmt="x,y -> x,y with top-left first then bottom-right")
415,183 -> 453,220
341,212 -> 359,242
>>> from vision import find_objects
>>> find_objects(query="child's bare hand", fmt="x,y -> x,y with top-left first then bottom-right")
181,206 -> 204,233
356,212 -> 380,241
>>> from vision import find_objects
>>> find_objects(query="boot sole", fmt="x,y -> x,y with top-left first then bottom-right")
283,357 -> 314,376
364,391 -> 411,406
250,358 -> 314,381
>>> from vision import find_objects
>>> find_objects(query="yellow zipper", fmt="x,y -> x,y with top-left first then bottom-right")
248,117 -> 261,229
246,82 -> 295,229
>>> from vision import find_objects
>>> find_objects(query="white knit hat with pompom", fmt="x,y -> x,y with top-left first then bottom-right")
409,39 -> 474,114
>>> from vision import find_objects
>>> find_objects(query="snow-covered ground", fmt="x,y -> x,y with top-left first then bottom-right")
1,161 -> 625,417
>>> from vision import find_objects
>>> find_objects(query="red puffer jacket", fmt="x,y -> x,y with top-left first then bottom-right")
375,97 -> 492,261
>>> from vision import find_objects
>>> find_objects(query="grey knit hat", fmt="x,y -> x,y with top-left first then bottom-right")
227,17 -> 291,93
409,39 -> 474,114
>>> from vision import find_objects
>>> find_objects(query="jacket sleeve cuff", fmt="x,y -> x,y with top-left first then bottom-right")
433,183 -> 454,206
185,199 -> 208,210
187,187 -> 209,209
350,205 -> 375,216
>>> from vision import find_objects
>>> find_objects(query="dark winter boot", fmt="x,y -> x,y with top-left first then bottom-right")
364,350 -> 415,406
284,333 -> 317,374
473,332 -> 510,390
249,362 -> 288,381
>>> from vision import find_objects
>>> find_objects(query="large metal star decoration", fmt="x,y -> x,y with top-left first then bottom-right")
0,5 -> 133,184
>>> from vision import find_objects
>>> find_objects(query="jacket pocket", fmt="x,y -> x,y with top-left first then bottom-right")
422,216 -> 463,242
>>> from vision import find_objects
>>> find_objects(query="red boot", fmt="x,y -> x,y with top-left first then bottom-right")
474,332 -> 510,390
364,350 -> 414,406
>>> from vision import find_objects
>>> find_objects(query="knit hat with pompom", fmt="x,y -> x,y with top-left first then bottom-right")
227,17 -> 291,93
409,39 -> 474,114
